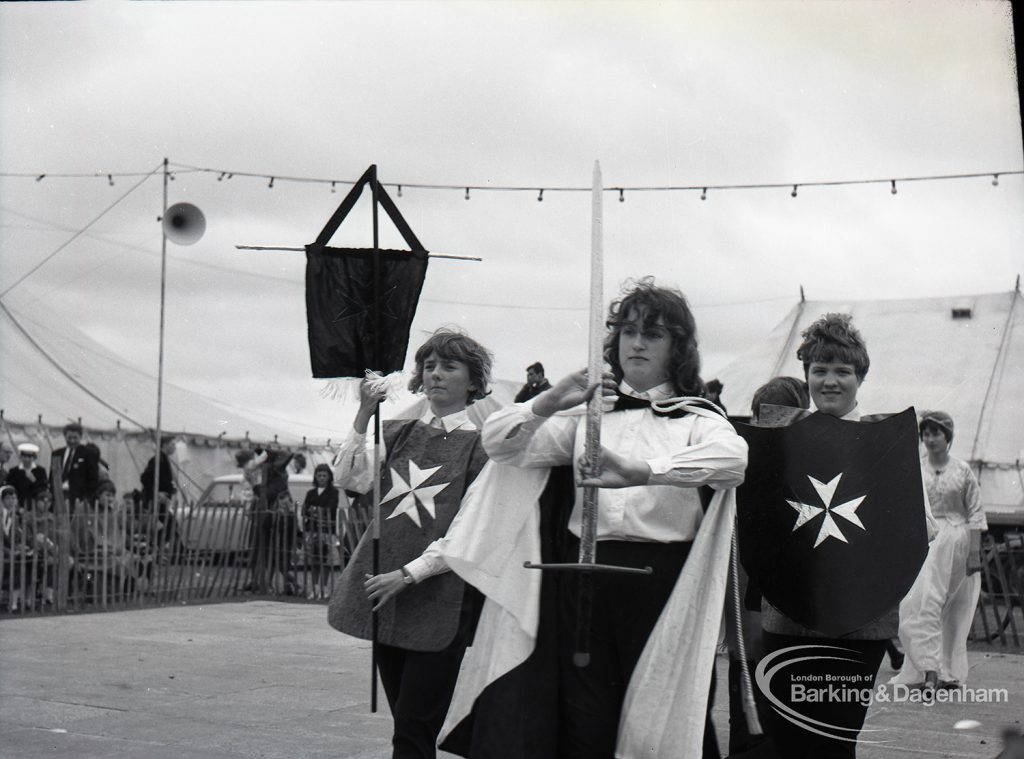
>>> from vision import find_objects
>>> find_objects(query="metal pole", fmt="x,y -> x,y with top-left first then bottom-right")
370,164 -> 381,713
154,158 -> 168,521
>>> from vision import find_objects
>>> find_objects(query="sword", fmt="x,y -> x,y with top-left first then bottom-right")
573,161 -> 607,668
524,162 -> 651,668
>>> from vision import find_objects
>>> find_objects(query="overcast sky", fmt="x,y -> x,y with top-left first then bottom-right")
1,0 -> 1021,437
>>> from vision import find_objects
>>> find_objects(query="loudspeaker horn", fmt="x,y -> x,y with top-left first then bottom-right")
162,202 -> 206,246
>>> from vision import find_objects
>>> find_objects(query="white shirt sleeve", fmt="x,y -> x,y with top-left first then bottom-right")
920,474 -> 939,541
964,466 -> 987,531
331,429 -> 385,495
645,413 -> 748,489
481,401 -> 579,468
404,539 -> 448,582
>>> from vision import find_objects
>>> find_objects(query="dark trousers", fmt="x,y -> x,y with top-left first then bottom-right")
375,640 -> 468,759
759,631 -> 887,759
557,539 -> 720,759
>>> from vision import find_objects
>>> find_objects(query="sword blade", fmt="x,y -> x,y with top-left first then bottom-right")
578,160 -> 604,566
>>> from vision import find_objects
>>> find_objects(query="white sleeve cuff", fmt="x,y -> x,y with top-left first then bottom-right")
404,555 -> 444,584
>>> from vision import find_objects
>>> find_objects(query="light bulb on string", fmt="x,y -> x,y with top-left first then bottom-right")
537,189 -> 544,202
36,174 -> 45,182
465,187 -> 470,200
268,177 -> 275,189
700,187 -> 707,201
890,180 -> 897,195
992,174 -> 1000,186
107,174 -> 114,186
791,185 -> 798,198
330,181 -> 336,193
618,189 -> 624,203
397,185 -> 402,197
217,172 -> 226,181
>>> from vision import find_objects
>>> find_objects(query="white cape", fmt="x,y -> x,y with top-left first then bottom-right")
437,458 -> 736,759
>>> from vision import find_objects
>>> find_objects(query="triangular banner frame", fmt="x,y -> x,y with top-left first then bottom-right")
312,165 -> 426,253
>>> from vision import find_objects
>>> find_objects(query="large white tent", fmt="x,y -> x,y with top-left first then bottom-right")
6,285 -> 1021,519
0,300 -> 518,501
714,287 -> 1024,524
0,300 -> 339,501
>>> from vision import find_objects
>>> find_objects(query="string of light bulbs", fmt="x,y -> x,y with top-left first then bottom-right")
1,162 -> 1020,200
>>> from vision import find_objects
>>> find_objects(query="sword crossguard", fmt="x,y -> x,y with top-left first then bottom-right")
523,561 -> 653,575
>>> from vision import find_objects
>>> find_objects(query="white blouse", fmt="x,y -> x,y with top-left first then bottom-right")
482,381 -> 748,543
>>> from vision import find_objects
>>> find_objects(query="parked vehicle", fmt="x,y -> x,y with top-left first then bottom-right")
174,473 -> 331,554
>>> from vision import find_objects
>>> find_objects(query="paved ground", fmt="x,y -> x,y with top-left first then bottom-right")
1,600 -> 1021,758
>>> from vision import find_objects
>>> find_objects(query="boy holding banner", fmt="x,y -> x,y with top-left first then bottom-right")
329,328 -> 492,759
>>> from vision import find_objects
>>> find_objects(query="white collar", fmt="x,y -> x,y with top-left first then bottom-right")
840,404 -> 861,421
619,380 -> 675,402
809,402 -> 861,421
419,408 -> 475,433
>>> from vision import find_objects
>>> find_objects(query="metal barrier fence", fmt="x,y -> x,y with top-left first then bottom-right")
972,531 -> 1024,649
0,496 -> 372,613
2,502 -> 1022,654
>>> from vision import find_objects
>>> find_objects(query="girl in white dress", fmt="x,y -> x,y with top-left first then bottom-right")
893,410 -> 985,690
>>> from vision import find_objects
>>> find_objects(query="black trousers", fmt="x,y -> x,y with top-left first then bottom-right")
375,640 -> 468,759
759,631 -> 887,759
557,539 -> 720,759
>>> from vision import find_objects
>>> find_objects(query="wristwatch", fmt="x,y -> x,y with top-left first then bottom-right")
400,567 -> 414,585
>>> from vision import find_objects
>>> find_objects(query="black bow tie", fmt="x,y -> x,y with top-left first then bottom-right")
610,393 -> 724,420
611,393 -> 686,418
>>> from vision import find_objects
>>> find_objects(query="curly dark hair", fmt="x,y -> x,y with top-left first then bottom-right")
603,278 -> 702,396
407,328 -> 493,404
796,313 -> 870,380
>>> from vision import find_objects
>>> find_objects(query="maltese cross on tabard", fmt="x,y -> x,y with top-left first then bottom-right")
787,472 -> 866,547
733,408 -> 928,636
383,460 -> 451,528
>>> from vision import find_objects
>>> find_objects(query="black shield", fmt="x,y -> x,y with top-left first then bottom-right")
734,408 -> 927,637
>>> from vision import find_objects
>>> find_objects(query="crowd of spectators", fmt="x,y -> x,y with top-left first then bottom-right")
0,424 -> 185,611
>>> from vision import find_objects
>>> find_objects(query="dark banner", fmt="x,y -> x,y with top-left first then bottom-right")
734,408 -> 928,637
305,246 -> 429,378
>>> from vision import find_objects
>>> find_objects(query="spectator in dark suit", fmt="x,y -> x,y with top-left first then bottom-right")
52,423 -> 100,512
6,444 -> 48,505
141,437 -> 177,508
513,361 -> 552,403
